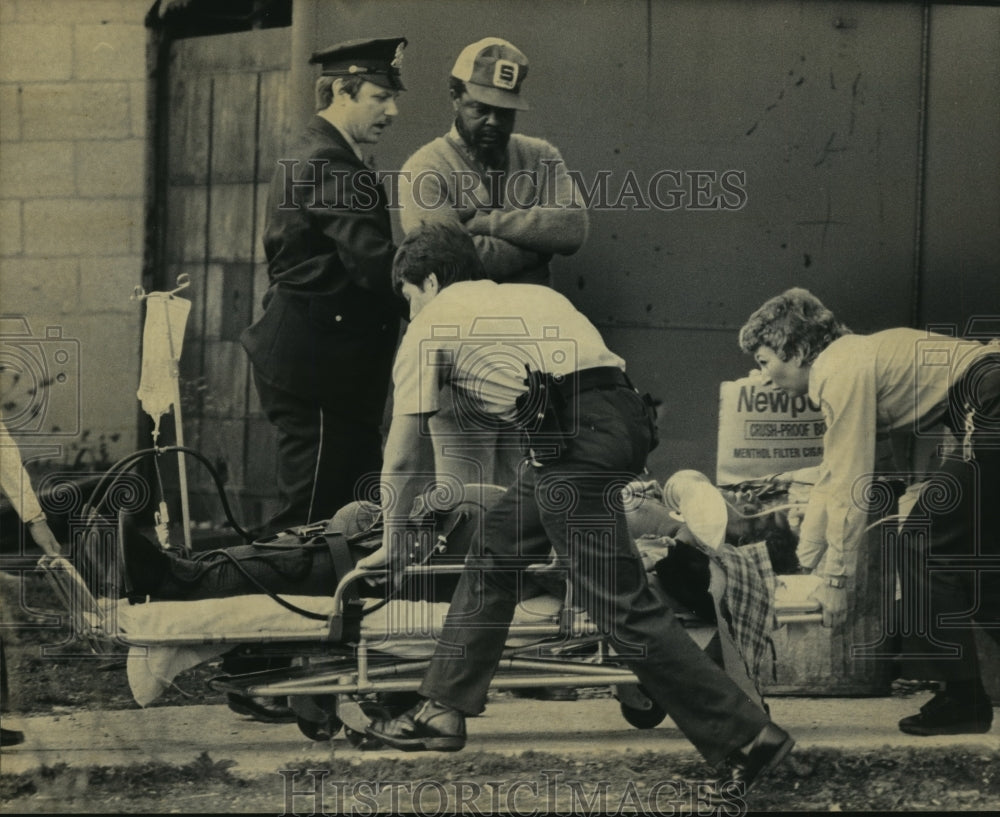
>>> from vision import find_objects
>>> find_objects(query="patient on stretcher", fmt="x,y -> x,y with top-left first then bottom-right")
53,471 -> 809,711
120,504 -> 382,601
117,487 -> 507,604
115,472 -> 799,622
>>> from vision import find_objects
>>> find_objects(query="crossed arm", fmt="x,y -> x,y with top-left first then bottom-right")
398,146 -> 589,281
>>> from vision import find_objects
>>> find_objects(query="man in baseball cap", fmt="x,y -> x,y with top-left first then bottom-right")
445,37 -> 528,169
398,36 -> 586,289
392,35 -> 590,592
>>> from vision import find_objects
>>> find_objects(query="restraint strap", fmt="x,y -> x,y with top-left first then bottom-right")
325,532 -> 358,601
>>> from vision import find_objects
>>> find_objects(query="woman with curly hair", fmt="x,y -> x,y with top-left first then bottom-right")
739,287 -> 1000,737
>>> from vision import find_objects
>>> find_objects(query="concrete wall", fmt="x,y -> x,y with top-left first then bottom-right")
298,0 -> 999,481
920,3 -> 1000,332
0,0 -> 149,470
2,0 -> 996,486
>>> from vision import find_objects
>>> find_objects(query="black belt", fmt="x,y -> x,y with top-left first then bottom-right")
552,366 -> 631,399
518,365 -> 658,458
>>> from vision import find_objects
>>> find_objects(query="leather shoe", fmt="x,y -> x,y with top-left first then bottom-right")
898,692 -> 993,736
1,727 -> 25,747
366,698 -> 466,752
707,722 -> 794,803
118,514 -> 170,599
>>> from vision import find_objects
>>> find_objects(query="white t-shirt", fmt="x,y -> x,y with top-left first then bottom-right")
799,327 -> 996,577
391,280 -> 625,423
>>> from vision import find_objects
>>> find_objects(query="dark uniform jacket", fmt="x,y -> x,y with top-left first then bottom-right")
241,116 -> 402,415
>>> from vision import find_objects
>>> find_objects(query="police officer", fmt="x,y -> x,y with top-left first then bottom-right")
242,37 -> 408,533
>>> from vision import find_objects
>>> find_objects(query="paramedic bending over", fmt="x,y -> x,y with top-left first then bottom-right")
358,222 -> 794,800
738,287 -> 1000,737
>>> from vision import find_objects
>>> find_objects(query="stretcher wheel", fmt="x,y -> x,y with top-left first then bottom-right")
296,714 -> 342,742
620,700 -> 667,729
344,702 -> 391,750
617,685 -> 667,729
290,694 -> 342,741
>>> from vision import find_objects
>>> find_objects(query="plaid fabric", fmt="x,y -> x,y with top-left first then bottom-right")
712,541 -> 778,693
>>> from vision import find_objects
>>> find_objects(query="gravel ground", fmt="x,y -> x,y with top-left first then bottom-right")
3,745 -> 999,813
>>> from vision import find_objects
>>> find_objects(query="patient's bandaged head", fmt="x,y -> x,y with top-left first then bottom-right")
662,470 -> 729,549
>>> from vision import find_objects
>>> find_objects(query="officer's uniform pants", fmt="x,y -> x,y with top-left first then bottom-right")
253,371 -> 384,533
419,386 -> 769,765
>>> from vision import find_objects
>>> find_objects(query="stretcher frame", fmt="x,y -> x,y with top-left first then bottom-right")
37,538 -> 823,742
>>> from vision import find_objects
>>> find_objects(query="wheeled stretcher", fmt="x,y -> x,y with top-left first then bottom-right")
31,443 -> 823,744
37,534 -> 823,745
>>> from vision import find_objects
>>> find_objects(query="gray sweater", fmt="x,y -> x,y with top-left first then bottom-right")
398,125 -> 589,284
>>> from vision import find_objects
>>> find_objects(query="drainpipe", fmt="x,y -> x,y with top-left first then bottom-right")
910,2 -> 931,328
290,0 -> 321,135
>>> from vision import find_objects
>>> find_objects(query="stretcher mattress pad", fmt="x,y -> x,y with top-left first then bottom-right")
113,576 -> 819,707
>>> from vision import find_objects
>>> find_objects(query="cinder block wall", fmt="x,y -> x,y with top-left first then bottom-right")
0,0 -> 150,468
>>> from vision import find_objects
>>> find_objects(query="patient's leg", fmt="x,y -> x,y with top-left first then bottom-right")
121,525 -> 335,600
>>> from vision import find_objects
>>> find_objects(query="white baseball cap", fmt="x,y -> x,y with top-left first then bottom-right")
451,37 -> 529,111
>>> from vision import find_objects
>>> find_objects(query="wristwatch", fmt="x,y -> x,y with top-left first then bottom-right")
825,575 -> 847,589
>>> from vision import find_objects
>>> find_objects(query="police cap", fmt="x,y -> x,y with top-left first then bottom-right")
310,36 -> 407,92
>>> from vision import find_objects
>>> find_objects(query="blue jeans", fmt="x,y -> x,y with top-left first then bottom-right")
419,385 -> 769,764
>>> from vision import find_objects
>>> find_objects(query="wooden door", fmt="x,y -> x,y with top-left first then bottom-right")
155,27 -> 291,532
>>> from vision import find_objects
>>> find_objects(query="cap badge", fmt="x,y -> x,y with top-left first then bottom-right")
492,59 -> 519,90
392,41 -> 405,69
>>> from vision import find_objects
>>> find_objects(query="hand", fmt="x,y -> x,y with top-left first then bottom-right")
356,541 -> 394,589
626,479 -> 663,502
636,535 -> 675,572
28,519 -> 62,558
808,580 -> 849,628
356,544 -> 388,570
463,211 -> 491,235
527,549 -> 565,575
354,527 -> 416,572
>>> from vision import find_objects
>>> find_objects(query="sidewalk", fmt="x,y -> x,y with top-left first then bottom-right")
2,696 -> 997,778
